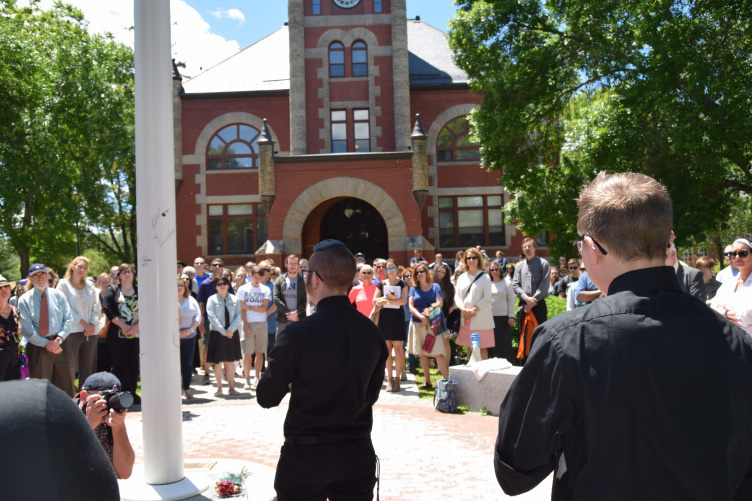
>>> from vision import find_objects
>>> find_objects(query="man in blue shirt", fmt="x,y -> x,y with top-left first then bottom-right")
18,263 -> 75,396
574,270 -> 602,305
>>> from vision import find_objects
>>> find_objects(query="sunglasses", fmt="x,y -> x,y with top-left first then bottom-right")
386,267 -> 397,272
361,271 -> 373,275
580,268 -> 586,272
490,268 -> 501,272
568,266 -> 578,271
216,282 -> 229,287
415,269 -> 426,275
211,263 -> 222,267
465,255 -> 478,261
0,284 -> 10,290
403,275 -> 412,279
376,265 -> 384,269
727,250 -> 751,258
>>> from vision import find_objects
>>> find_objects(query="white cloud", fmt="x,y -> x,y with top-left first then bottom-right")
20,0 -> 241,79
211,8 -> 246,24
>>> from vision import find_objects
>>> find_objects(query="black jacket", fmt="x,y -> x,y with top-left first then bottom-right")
495,266 -> 752,500
257,295 -> 387,441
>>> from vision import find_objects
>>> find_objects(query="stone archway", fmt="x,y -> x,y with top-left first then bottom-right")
281,177 -> 408,254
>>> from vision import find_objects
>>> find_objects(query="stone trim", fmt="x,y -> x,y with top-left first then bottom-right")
312,28 -> 383,154
426,104 -> 478,159
186,112 -> 279,255
205,195 -> 262,205
281,177 -> 408,254
304,14 -> 391,27
289,0 -> 307,154
391,0 -> 410,151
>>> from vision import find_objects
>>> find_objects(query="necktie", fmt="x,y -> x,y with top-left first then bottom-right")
39,290 -> 49,338
224,303 -> 230,330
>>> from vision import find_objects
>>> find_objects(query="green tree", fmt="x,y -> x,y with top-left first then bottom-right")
0,0 -> 136,274
449,0 -> 752,257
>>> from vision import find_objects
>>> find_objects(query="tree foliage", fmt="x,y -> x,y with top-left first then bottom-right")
0,0 -> 136,275
449,0 -> 752,258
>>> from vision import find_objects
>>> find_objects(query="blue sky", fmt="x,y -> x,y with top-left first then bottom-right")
30,1 -> 461,78
188,1 -> 460,51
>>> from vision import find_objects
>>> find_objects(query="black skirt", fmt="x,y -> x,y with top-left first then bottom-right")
207,329 -> 241,363
377,307 -> 407,342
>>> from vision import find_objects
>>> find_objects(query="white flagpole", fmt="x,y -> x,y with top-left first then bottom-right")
134,0 -> 183,486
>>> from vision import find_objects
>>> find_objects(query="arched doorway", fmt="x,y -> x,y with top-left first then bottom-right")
320,198 -> 388,260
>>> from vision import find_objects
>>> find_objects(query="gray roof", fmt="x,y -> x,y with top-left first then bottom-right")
182,19 -> 467,95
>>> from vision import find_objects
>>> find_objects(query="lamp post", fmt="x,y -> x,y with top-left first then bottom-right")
72,190 -> 81,256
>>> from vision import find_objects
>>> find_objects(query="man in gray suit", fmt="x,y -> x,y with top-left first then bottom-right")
666,233 -> 706,301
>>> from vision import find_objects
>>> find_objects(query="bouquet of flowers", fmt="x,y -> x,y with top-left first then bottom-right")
214,468 -> 249,498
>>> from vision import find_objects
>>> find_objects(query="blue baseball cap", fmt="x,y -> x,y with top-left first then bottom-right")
28,263 -> 47,276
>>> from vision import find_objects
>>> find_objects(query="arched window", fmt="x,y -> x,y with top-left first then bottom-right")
352,41 -> 368,77
436,116 -> 481,162
329,42 -> 345,78
207,124 -> 260,170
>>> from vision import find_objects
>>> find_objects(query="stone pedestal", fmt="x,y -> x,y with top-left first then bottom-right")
448,365 -> 522,415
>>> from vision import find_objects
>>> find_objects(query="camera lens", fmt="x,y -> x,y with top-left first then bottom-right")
107,391 -> 134,412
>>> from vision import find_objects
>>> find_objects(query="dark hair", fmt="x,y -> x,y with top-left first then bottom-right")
433,263 -> 454,304
309,239 -> 356,290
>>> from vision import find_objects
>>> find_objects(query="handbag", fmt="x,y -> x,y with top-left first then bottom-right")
97,315 -> 111,338
433,379 -> 457,413
422,331 -> 436,353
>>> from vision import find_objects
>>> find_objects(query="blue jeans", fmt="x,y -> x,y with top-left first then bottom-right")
180,337 -> 196,390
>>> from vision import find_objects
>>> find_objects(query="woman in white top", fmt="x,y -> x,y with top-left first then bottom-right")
711,238 -> 752,336
57,256 -> 100,387
488,262 -> 516,363
178,274 -> 201,399
454,247 -> 494,360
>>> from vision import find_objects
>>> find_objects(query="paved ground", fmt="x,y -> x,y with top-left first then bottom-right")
124,370 -> 552,500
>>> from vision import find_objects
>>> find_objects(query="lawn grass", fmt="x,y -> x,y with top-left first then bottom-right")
414,366 -> 444,399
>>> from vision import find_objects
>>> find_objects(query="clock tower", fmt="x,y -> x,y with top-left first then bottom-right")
288,0 -> 411,155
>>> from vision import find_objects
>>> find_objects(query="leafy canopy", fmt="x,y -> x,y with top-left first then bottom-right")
0,0 -> 136,273
449,0 -> 752,257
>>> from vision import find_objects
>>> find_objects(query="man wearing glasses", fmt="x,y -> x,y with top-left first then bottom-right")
258,240 -> 387,501
512,237 -> 550,329
495,172 -> 752,500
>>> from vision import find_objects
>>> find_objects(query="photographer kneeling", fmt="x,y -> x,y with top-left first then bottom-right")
76,372 -> 136,479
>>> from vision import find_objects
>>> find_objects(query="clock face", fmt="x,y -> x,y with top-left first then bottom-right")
333,0 -> 360,8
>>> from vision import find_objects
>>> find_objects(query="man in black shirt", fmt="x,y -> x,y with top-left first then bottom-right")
495,172 -> 752,500
257,239 -> 388,501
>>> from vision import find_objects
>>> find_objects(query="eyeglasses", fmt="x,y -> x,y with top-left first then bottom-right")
303,269 -> 324,281
386,267 -> 397,272
415,269 -> 426,275
465,255 -> 478,261
355,258 -> 365,263
490,268 -> 500,272
403,275 -> 412,280
177,284 -> 185,288
573,235 -> 608,256
727,250 -> 751,259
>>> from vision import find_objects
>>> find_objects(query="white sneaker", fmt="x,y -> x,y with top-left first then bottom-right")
243,380 -> 251,390
251,377 -> 259,389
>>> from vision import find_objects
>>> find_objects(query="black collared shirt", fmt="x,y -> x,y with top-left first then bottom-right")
495,266 -> 752,500
257,295 -> 388,441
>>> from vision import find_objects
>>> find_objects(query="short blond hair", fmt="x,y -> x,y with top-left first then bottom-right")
577,172 -> 672,262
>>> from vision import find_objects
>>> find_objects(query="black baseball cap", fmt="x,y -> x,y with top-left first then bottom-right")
81,372 -> 122,392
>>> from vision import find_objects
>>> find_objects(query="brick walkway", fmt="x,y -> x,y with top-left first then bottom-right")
124,372 -> 552,500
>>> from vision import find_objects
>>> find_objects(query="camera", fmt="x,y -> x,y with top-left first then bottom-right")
100,389 -> 134,412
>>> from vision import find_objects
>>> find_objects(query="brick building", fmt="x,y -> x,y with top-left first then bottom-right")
174,0 -> 539,266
